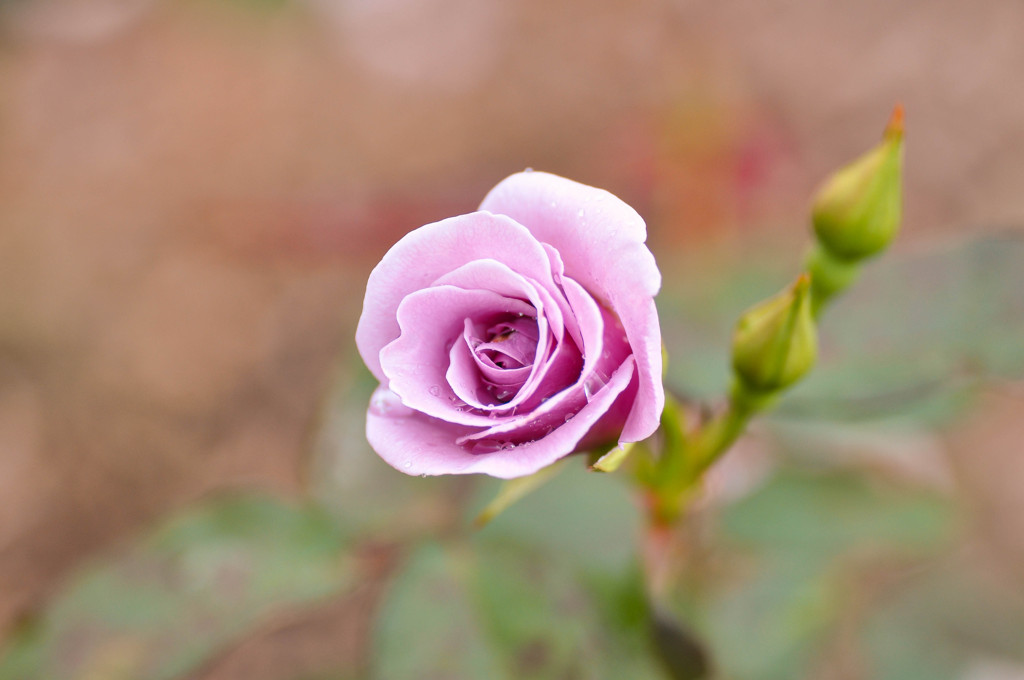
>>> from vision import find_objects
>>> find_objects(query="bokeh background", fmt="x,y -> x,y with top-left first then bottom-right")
1,0 -> 1024,678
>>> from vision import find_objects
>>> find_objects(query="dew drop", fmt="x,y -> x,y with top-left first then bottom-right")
564,413 -> 575,423
583,373 -> 608,402
428,385 -> 441,397
369,390 -> 414,418
403,461 -> 412,469
472,439 -> 506,454
577,208 -> 585,218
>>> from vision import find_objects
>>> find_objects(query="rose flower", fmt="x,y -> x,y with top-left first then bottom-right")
356,171 -> 664,478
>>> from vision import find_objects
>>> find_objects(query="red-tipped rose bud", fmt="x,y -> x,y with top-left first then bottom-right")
811,106 -> 904,261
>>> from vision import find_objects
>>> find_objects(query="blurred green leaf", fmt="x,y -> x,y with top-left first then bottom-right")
372,542 -> 500,680
0,494 -> 353,680
472,460 -> 641,575
662,234 -> 1024,425
374,536 -> 670,680
706,556 -> 835,680
474,460 -> 566,528
471,540 -> 605,679
720,467 -> 957,559
691,465 -> 961,679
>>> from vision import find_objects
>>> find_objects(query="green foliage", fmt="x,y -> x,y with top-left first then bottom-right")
371,461 -> 667,680
473,459 -> 641,575
0,495 -> 353,680
720,468 -> 956,558
663,234 -> 1024,425
695,464 -> 964,680
373,542 -> 503,680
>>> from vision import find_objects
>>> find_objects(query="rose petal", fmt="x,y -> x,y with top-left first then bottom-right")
479,171 -> 664,442
380,285 -> 533,426
356,211 -> 558,382
432,258 -> 589,414
433,258 -> 563,409
366,357 -> 635,479
459,282 -> 629,444
446,319 -> 533,409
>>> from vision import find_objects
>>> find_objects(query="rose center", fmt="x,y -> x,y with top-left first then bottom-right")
469,316 -> 539,403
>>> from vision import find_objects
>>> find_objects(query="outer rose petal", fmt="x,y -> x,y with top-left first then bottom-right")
367,358 -> 635,479
356,211 -> 557,382
479,171 -> 664,443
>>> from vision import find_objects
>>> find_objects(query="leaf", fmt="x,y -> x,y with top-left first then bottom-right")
0,494 -> 353,680
372,542 -> 501,680
662,234 -> 1024,425
472,459 -> 641,575
706,555 -> 836,680
720,467 -> 958,559
699,466 -> 960,679
374,538 -> 667,680
474,460 -> 566,527
470,540 -> 606,679
591,442 -> 636,473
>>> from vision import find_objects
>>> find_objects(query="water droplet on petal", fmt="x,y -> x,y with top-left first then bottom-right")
369,390 -> 414,418
428,385 -> 441,397
403,461 -> 412,469
564,413 -> 575,423
472,439 -> 504,454
577,208 -> 585,218
583,372 -> 608,402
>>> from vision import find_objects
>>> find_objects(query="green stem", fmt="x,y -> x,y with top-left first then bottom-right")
805,243 -> 861,317
690,380 -> 773,477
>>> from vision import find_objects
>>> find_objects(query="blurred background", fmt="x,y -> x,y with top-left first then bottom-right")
1,0 -> 1023,678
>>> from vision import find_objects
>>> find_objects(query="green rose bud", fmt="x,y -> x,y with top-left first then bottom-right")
732,273 -> 818,393
811,105 -> 904,261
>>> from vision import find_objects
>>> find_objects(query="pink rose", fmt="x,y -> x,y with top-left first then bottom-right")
356,171 -> 664,478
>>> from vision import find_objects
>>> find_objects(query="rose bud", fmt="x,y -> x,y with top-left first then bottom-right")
811,105 -> 904,261
731,273 -> 817,393
356,171 -> 664,479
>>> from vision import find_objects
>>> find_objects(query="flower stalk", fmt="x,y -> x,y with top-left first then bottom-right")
638,106 -> 906,543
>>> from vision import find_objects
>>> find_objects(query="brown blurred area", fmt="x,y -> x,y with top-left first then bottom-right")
0,0 -> 1022,673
